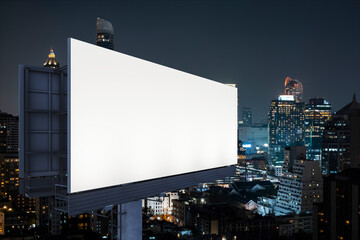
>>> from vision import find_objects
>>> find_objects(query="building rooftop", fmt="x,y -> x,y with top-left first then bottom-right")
232,181 -> 274,192
43,48 -> 59,68
96,17 -> 114,35
335,94 -> 360,116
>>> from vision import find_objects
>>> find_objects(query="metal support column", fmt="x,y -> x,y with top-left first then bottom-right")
117,204 -> 121,240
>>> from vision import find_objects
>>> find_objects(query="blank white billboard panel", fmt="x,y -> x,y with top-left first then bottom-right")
69,38 -> 237,193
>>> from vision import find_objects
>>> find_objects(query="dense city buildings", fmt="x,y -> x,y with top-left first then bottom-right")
275,146 -> 323,215
321,95 -> 360,174
0,110 -> 37,234
313,168 -> 360,240
304,98 -> 332,161
268,94 -> 305,167
0,154 -> 37,234
96,18 -> 114,50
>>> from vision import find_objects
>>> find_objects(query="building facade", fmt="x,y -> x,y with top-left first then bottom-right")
304,98 -> 332,161
0,111 -> 18,154
145,192 -> 179,216
0,110 -> 37,234
275,146 -> 323,215
313,168 -> 360,240
321,95 -> 360,174
0,154 -> 36,234
268,95 -> 305,167
240,107 -> 252,126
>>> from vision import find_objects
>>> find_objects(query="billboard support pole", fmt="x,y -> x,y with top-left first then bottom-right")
117,204 -> 121,240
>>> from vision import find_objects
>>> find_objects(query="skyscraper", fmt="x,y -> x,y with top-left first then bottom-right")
96,18 -> 114,50
43,48 -> 60,68
321,94 -> 360,174
268,95 -> 305,167
304,98 -> 332,161
241,107 -> 252,126
284,76 -> 303,102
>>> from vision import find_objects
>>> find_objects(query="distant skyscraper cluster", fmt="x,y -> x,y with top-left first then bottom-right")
268,77 -> 330,175
267,76 -> 360,178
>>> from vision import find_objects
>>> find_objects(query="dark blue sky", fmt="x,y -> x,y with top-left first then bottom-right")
0,0 -> 359,121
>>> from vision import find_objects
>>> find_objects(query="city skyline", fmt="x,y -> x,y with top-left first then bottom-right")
0,0 -> 360,122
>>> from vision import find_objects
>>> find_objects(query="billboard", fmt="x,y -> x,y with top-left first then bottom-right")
69,38 -> 237,193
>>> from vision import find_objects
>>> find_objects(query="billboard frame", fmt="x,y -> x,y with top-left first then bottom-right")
19,65 -> 68,197
19,40 -> 237,216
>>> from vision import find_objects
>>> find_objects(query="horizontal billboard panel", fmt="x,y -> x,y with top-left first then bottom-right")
69,38 -> 237,193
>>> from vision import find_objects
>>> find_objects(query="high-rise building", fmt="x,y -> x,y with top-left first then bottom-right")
96,18 -> 114,50
268,95 -> 305,167
274,146 -> 323,215
284,76 -> 303,102
313,168 -> 360,240
321,95 -> 360,174
305,98 -> 332,161
0,111 -> 18,154
43,48 -> 60,68
240,107 -> 252,126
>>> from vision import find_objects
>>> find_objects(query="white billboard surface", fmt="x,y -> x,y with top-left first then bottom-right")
69,38 -> 237,193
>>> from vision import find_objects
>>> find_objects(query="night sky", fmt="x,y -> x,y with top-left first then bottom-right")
0,0 -> 359,122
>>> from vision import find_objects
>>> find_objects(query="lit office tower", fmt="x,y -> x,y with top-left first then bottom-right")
96,18 -> 114,50
304,98 -> 332,161
241,107 -> 252,126
43,48 -> 60,68
321,95 -> 360,174
274,146 -> 323,215
268,95 -> 305,167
